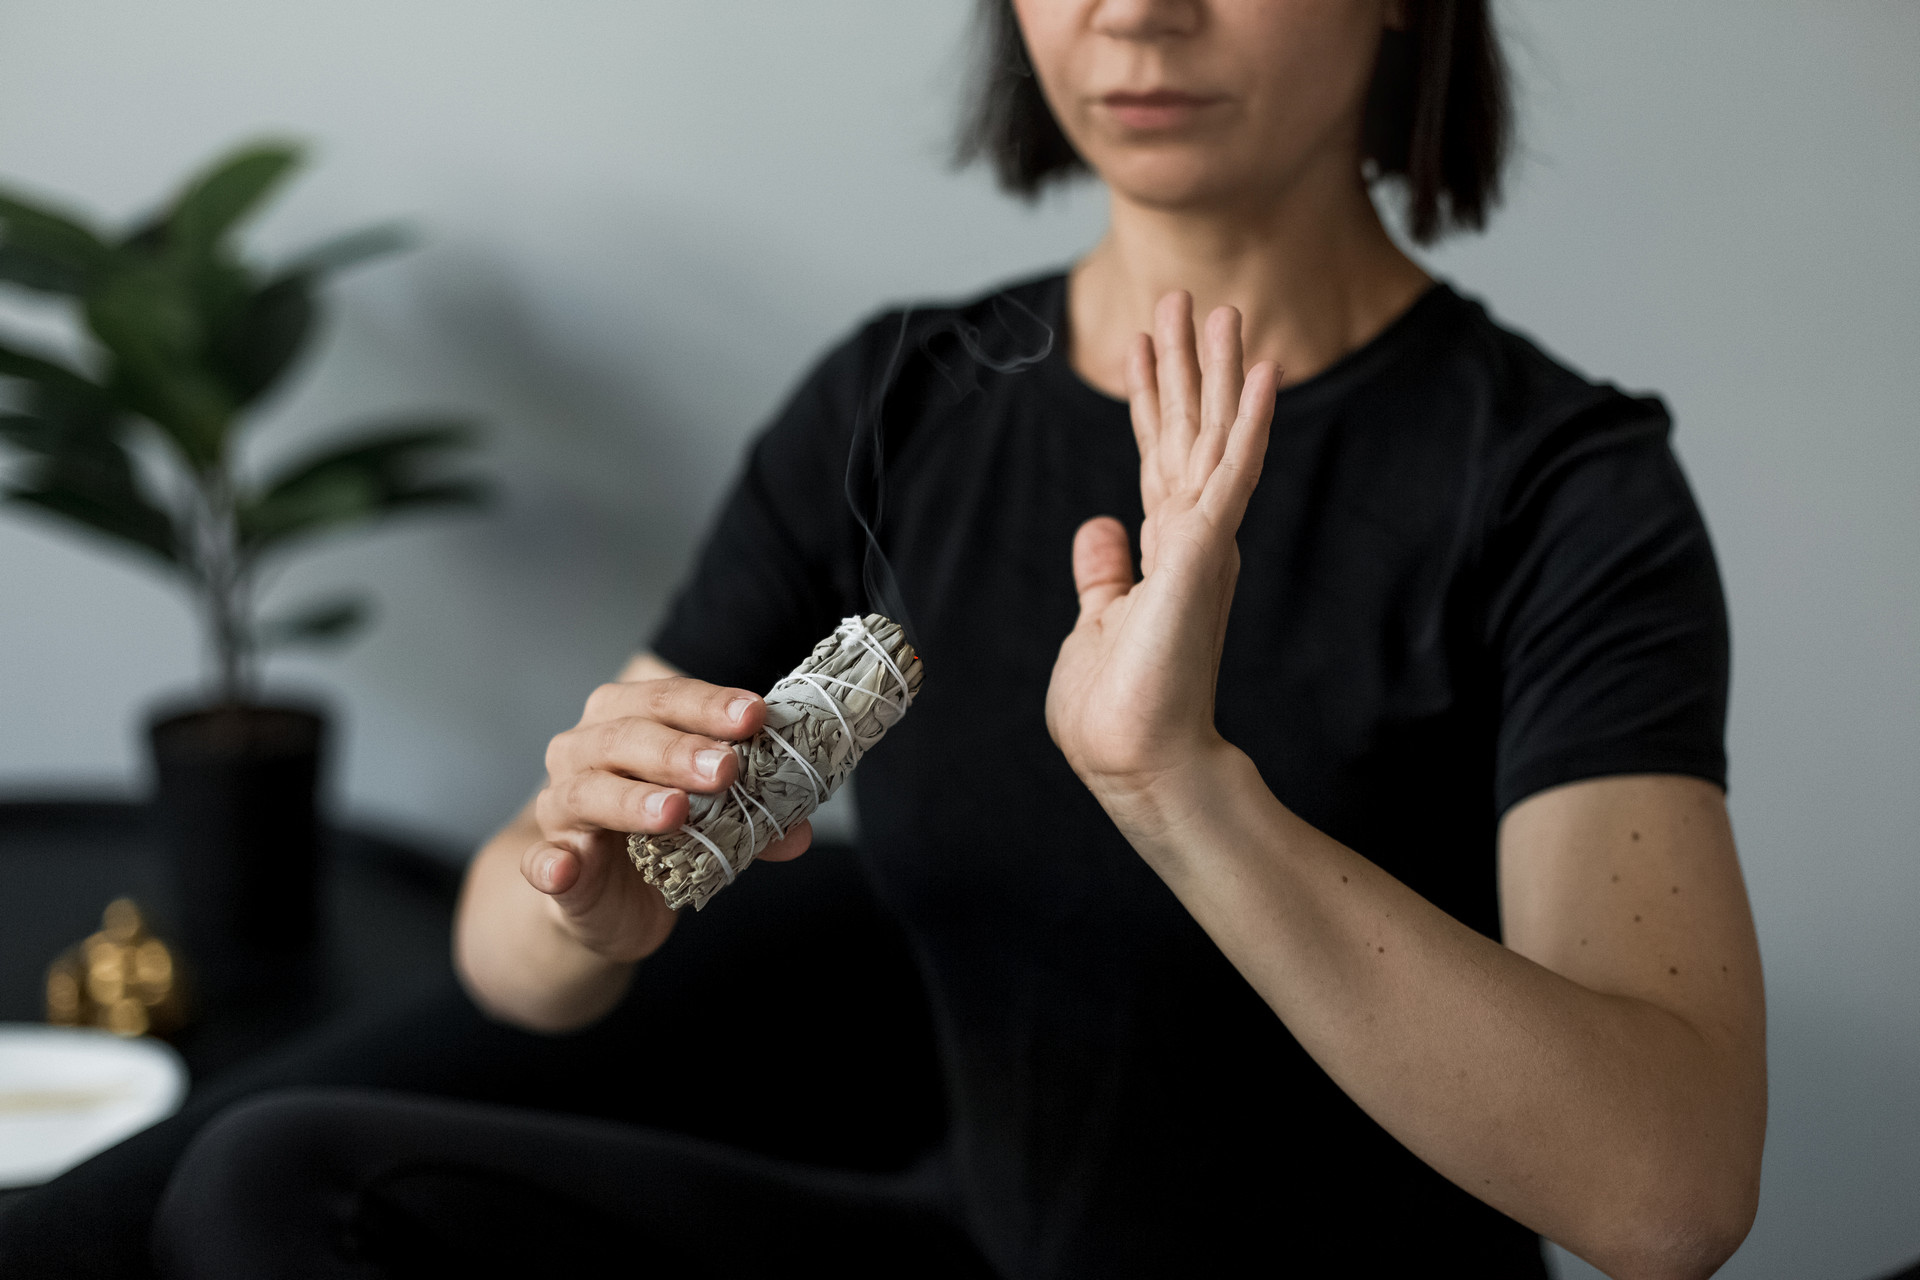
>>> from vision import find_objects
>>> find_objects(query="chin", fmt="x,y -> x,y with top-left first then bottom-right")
1095,151 -> 1252,212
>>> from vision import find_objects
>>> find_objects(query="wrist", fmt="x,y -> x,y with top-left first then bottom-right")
1085,736 -> 1256,851
1089,741 -> 1319,906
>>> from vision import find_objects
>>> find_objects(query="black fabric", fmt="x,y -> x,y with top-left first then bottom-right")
652,274 -> 1728,1277
0,845 -> 951,1279
150,1089 -> 992,1280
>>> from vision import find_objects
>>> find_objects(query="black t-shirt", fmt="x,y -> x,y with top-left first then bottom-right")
653,274 -> 1728,1277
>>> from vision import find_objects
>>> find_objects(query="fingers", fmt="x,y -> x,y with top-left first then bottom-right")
1071,516 -> 1135,623
567,713 -> 743,796
524,814 -> 810,938
544,675 -> 759,844
520,836 -> 629,925
540,769 -> 690,836
1199,359 -> 1280,529
522,839 -> 581,897
1124,332 -> 1165,512
584,675 -> 763,740
1146,295 -> 1251,501
1153,292 -> 1202,465
1194,306 -> 1245,483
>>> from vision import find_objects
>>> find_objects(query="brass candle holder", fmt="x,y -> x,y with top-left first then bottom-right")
45,898 -> 188,1038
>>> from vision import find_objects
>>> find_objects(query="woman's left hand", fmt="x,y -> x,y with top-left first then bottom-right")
1047,297 -> 1768,1277
1045,292 -> 1277,834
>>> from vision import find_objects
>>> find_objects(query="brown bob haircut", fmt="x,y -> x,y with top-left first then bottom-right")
956,0 -> 1512,244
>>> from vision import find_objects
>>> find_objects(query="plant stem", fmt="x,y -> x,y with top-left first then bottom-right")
188,464 -> 255,706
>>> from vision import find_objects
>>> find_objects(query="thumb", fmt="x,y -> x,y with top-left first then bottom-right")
1072,517 -> 1135,623
522,839 -> 583,898
522,837 -> 614,918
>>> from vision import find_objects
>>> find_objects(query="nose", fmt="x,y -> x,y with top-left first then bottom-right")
1088,0 -> 1202,41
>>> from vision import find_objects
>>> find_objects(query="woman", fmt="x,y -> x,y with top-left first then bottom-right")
141,1 -> 1765,1276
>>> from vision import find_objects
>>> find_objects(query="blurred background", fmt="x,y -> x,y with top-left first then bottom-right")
0,2 -> 1913,1275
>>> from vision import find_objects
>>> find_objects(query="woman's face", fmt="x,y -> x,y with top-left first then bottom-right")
1013,0 -> 1395,212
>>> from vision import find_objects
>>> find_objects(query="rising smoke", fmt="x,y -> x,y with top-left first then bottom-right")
843,290 -> 1055,654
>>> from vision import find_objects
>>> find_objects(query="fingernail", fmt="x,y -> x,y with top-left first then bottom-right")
728,698 -> 754,723
647,789 -> 675,818
540,853 -> 562,891
696,749 -> 728,779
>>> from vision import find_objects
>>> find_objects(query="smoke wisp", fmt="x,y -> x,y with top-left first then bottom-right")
843,291 -> 1055,653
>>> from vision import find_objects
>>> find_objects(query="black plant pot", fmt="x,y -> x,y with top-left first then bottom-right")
148,703 -> 328,1009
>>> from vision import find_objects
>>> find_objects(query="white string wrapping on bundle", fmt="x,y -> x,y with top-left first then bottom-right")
628,614 -> 922,911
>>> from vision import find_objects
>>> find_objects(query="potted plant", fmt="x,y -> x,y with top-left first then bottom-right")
0,140 -> 485,1005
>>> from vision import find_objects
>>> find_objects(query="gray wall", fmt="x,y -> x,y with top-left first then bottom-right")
1,4 -> 1914,1275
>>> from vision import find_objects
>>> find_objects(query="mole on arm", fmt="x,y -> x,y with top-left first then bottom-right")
1630,831 -> 1641,842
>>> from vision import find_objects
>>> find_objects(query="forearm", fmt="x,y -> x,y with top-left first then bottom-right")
453,805 -> 636,1033
1106,746 -> 1758,1278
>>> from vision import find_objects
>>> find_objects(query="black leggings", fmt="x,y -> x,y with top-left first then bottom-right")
151,1088 -> 989,1279
0,847 -> 986,1279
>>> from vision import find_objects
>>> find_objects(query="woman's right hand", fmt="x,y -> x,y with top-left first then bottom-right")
522,671 -> 813,964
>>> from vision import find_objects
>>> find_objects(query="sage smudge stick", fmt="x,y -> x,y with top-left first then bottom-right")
629,614 -> 921,911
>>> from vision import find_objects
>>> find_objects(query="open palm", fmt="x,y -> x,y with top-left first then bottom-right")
1045,294 -> 1277,808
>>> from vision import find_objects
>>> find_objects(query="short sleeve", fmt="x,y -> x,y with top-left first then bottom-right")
1485,396 -> 1730,815
649,328 -> 872,695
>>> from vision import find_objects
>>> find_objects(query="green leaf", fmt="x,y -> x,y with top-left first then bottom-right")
1,396 -> 130,542
24,375 -> 120,440
0,189 -> 108,292
182,254 -> 256,353
362,478 -> 489,515
242,471 -> 488,559
0,352 -> 179,568
108,365 -> 233,467
121,211 -> 169,254
0,408 -> 112,466
283,222 -> 414,276
86,259 -> 200,362
209,270 -> 315,406
257,593 -> 371,651
0,352 -> 141,481
0,412 -> 57,458
260,422 -> 478,488
0,401 -> 163,516
0,244 -> 88,294
165,141 -> 303,258
83,263 -> 235,464
5,470 -> 178,566
240,421 -> 485,557
0,338 -> 104,402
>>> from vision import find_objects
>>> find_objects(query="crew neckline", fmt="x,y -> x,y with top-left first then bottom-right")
1032,273 -> 1458,421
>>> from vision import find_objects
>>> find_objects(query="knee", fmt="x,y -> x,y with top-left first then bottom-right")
152,1088 -> 366,1277
172,1087 -> 356,1191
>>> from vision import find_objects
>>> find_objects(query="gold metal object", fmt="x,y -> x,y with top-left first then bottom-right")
45,898 -> 187,1038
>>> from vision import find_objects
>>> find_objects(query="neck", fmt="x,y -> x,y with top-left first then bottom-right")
1068,157 -> 1431,398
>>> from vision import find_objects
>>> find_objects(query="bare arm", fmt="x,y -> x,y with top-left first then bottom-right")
1117,758 -> 1763,1278
454,652 -> 811,1032
1046,294 -> 1765,1279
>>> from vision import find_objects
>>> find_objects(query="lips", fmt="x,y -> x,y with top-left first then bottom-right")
1100,90 -> 1223,130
